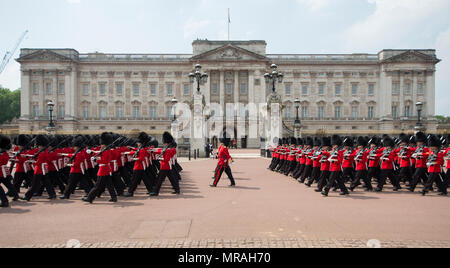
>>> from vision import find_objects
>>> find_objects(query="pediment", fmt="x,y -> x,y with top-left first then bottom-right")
382,50 -> 440,64
191,44 -> 268,62
17,50 -> 76,63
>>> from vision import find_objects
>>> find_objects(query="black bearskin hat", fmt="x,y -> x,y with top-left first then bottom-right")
100,132 -> 113,146
383,136 -> 395,148
314,138 -> 321,147
149,137 -> 159,148
306,137 -> 314,147
0,135 -> 11,150
409,135 -> 416,145
219,132 -> 231,147
290,137 -> 297,146
368,136 -> 379,146
357,136 -> 367,147
163,132 -> 174,144
35,135 -> 48,147
321,137 -> 331,147
138,132 -> 150,144
428,134 -> 441,148
72,135 -> 85,148
297,138 -> 304,146
399,133 -> 409,144
331,135 -> 342,146
343,136 -> 354,147
416,132 -> 427,143
16,134 -> 30,147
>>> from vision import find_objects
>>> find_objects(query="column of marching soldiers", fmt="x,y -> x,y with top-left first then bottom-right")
268,132 -> 450,197
0,131 -> 183,208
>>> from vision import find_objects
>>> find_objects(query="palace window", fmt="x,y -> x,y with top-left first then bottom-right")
150,106 -> 157,118
184,84 -> 191,95
32,105 -> 39,117
116,106 -> 123,118
285,84 -> 291,95
301,106 -> 308,118
285,106 -> 291,119
58,105 -> 65,119
392,83 -> 399,95
212,83 -> 218,95
83,84 -> 89,96
167,105 -> 173,118
226,83 -> 233,95
150,84 -> 157,96
116,83 -> 123,95
302,85 -> 308,95
318,84 -> 325,95
83,106 -> 89,119
58,82 -> 65,95
240,83 -> 247,95
318,106 -> 325,119
335,106 -> 341,119
392,106 -> 398,119
133,84 -> 140,96
352,106 -> 358,118
99,106 -> 107,119
33,83 -> 39,95
335,84 -> 341,96
368,106 -> 374,119
405,106 -> 411,117
418,83 -> 424,94
167,84 -> 173,95
46,82 -> 52,95
368,84 -> 375,95
352,84 -> 358,96
133,106 -> 140,118
404,83 -> 411,95
99,83 -> 106,95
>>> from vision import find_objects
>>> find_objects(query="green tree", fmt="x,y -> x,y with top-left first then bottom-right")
436,115 -> 447,123
0,87 -> 21,124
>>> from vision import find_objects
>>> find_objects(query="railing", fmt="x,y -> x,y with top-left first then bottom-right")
267,54 -> 379,61
79,54 -> 192,62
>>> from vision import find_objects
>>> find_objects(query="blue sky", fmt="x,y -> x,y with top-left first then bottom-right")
1,0 -> 449,115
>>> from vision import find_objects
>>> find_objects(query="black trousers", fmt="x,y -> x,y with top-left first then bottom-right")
423,173 -> 444,193
324,171 -> 348,194
300,165 -> 313,183
86,176 -> 117,202
119,166 -> 131,187
13,172 -> 31,193
0,176 -> 18,198
351,170 -> 373,190
213,163 -> 235,187
307,166 -> 321,185
269,158 -> 278,170
367,167 -> 380,182
398,167 -> 413,183
63,173 -> 91,198
293,164 -> 305,179
317,170 -> 330,191
128,170 -> 154,194
0,184 -> 8,204
25,174 -> 56,200
410,168 -> 429,191
111,172 -> 126,194
152,169 -> 180,195
342,168 -> 355,183
377,169 -> 400,190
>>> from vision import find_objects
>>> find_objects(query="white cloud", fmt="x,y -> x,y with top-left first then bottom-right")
342,0 -> 449,51
297,0 -> 332,11
183,18 -> 211,39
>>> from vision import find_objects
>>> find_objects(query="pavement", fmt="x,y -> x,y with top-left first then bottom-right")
1,155 -> 450,248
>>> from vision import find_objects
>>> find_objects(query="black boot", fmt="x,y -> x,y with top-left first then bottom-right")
82,197 -> 93,203
123,193 -> 134,198
0,202 -> 9,208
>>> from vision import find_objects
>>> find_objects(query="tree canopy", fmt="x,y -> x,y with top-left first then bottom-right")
0,87 -> 20,124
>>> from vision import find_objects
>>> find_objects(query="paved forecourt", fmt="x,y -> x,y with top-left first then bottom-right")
1,153 -> 450,248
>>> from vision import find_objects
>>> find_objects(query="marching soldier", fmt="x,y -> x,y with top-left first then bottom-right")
0,135 -> 19,207
210,133 -> 236,188
322,135 -> 349,197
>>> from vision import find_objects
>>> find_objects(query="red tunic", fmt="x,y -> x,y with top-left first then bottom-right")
97,149 -> 112,177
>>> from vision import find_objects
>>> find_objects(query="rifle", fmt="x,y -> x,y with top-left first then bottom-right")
92,137 -> 124,159
49,137 -> 72,153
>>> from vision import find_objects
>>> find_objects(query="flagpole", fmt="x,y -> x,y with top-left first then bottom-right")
228,8 -> 230,41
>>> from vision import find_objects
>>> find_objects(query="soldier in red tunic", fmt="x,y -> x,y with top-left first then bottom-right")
211,134 -> 235,188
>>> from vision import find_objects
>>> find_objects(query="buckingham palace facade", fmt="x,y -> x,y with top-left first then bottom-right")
17,40 -> 440,146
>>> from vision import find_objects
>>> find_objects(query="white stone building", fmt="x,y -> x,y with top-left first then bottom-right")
17,40 -> 440,148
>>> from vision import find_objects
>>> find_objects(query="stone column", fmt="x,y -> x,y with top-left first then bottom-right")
65,67 -> 77,120
426,70 -> 436,119
219,70 -> 225,110
204,69 -> 211,104
190,92 -> 206,157
20,70 -> 31,119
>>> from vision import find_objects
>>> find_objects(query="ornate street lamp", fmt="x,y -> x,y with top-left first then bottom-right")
189,64 -> 208,93
171,97 -> 178,121
47,101 -> 55,128
264,64 -> 284,93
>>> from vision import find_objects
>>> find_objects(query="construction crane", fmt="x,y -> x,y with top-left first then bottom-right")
0,30 -> 29,75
